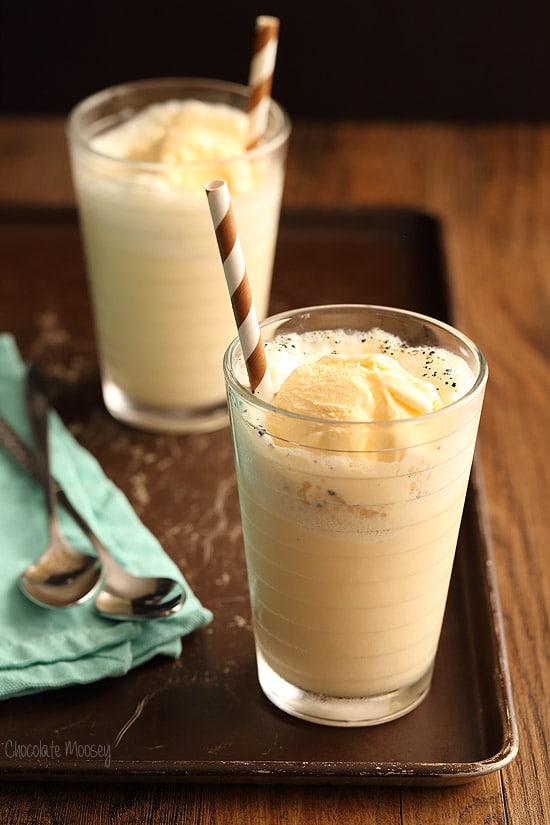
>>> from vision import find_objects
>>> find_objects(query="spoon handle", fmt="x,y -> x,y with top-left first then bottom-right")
0,412 -> 104,557
25,360 -> 57,521
0,414 -> 39,481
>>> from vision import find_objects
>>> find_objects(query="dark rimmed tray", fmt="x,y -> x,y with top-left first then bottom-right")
0,205 -> 518,785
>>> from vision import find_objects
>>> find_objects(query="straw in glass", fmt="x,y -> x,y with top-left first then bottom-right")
205,179 -> 274,399
246,15 -> 280,149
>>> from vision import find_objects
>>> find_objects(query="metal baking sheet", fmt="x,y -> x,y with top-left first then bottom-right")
0,205 -> 518,785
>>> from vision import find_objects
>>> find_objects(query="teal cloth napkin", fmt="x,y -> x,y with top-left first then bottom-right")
0,334 -> 212,700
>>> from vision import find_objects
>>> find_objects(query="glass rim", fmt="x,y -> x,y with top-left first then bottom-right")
65,76 -> 292,171
223,303 -> 489,430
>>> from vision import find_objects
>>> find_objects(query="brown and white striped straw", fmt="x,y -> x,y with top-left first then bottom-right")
246,15 -> 280,149
205,179 -> 274,400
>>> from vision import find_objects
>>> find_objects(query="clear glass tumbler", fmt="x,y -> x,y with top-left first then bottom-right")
67,78 -> 290,433
224,304 -> 488,726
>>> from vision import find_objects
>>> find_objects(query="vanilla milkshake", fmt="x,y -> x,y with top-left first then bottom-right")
224,305 -> 488,726
67,78 -> 290,432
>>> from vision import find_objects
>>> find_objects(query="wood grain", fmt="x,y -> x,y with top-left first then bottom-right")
0,118 -> 549,824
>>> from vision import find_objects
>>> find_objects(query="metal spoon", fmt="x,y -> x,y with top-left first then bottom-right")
1,363 -> 185,620
21,363 -> 102,608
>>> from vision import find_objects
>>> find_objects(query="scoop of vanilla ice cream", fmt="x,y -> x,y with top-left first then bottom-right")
91,99 -> 254,191
270,353 -> 442,451
262,329 -> 475,453
274,353 -> 442,421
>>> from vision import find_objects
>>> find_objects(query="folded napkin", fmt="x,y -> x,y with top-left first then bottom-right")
0,334 -> 212,700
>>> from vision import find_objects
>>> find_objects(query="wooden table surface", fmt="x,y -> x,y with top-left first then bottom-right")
0,117 -> 548,824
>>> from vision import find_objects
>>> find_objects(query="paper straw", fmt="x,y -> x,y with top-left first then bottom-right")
246,15 -> 280,149
205,179 -> 274,400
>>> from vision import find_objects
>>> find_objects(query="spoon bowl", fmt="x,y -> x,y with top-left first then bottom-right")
20,539 -> 102,608
94,576 -> 185,620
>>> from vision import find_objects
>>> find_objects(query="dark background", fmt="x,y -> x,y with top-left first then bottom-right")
1,0 -> 549,120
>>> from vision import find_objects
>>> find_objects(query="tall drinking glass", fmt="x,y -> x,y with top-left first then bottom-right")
224,304 -> 488,726
67,78 -> 290,433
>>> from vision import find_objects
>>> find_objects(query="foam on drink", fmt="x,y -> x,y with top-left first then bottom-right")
91,100 -> 256,190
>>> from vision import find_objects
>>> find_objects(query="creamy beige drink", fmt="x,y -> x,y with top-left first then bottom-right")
67,78 -> 290,432
224,305 -> 488,726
